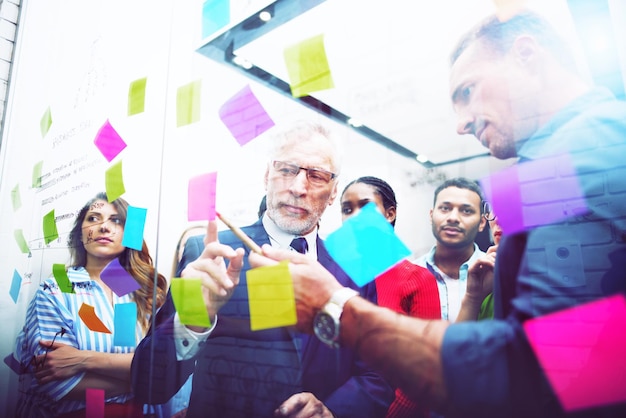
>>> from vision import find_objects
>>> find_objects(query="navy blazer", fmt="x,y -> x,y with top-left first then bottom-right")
132,220 -> 393,417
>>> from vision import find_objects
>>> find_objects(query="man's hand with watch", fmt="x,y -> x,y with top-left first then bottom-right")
313,287 -> 359,348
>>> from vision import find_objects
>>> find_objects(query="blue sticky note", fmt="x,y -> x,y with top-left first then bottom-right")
121,206 -> 147,250
202,0 -> 230,39
114,302 -> 136,347
10,269 -> 22,303
325,203 -> 411,286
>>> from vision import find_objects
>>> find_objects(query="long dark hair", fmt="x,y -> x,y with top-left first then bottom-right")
68,192 -> 168,333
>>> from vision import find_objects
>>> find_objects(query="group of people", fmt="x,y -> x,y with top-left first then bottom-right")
12,8 -> 625,418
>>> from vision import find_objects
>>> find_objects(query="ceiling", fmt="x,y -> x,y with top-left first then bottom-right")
196,0 -> 625,169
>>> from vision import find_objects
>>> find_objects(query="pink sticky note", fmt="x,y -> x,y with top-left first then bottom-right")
218,85 -> 275,146
85,388 -> 105,418
523,294 -> 626,411
94,120 -> 127,162
188,172 -> 217,221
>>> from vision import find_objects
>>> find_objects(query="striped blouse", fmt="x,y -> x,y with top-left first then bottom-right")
14,266 -> 141,417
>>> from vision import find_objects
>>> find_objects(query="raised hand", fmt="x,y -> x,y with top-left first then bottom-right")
181,220 -> 245,324
466,245 -> 497,302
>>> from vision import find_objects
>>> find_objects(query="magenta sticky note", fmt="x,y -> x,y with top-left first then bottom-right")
218,85 -> 275,146
523,294 -> 626,411
94,120 -> 127,162
479,152 -> 586,235
188,172 -> 217,221
85,388 -> 105,418
100,258 -> 140,297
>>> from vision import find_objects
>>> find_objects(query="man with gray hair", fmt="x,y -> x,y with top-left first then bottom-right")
132,120 -> 393,417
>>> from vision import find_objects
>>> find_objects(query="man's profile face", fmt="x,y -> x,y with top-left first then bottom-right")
430,186 -> 486,250
264,132 -> 338,236
449,41 -> 531,160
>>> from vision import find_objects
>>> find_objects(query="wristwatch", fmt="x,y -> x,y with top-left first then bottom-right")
313,287 -> 359,348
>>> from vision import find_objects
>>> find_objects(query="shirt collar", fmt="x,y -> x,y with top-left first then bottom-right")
261,213 -> 317,258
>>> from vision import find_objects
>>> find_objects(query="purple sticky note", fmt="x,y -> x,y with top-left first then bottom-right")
3,353 -> 22,375
188,172 -> 217,221
121,205 -> 147,251
100,258 -> 140,297
479,153 -> 586,235
94,120 -> 127,162
86,388 -> 105,418
523,294 -> 626,411
218,85 -> 275,146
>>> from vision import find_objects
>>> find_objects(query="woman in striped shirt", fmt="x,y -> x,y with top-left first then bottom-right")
14,192 -> 168,417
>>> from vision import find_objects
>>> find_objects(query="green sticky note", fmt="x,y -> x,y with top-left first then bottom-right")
32,161 -> 43,188
14,229 -> 30,254
40,106 -> 52,138
247,262 -> 296,331
176,80 -> 201,127
283,34 -> 334,98
11,184 -> 21,211
53,263 -> 75,293
43,209 -> 59,244
128,77 -> 147,116
105,160 -> 125,202
170,278 -> 211,327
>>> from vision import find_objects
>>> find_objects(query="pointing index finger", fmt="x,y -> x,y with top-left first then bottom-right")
204,220 -> 219,247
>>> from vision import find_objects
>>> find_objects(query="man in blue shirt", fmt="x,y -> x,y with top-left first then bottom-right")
414,177 -> 486,322
249,10 -> 626,418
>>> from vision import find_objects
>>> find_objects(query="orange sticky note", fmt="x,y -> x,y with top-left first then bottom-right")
283,34 -> 334,97
247,262 -> 296,331
78,303 -> 112,333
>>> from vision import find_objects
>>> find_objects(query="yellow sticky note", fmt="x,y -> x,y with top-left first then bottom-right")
128,77 -> 147,116
105,160 -> 125,202
40,106 -> 52,138
43,209 -> 59,245
14,229 -> 30,254
247,262 -> 296,331
170,278 -> 211,327
283,34 -> 334,98
176,80 -> 201,127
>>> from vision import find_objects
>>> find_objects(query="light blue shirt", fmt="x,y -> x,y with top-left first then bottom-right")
414,243 -> 485,321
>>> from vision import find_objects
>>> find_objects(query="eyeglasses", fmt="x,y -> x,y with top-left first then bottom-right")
483,201 -> 497,221
272,161 -> 337,186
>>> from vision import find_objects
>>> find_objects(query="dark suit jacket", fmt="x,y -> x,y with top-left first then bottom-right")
132,220 -> 393,417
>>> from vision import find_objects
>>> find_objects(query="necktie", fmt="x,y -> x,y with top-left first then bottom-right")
290,237 -> 308,254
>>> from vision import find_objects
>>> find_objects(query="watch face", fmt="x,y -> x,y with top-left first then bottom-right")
314,311 -> 338,343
